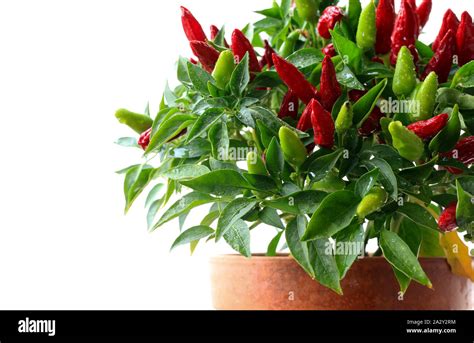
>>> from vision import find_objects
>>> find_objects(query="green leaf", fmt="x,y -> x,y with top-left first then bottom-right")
330,29 -> 362,73
347,0 -> 362,36
145,113 -> 195,153
266,137 -> 284,179
286,216 -> 314,277
397,202 -> 438,231
437,88 -> 474,110
230,53 -> 250,97
162,165 -> 210,181
223,219 -> 251,257
451,60 -> 474,89
115,137 -> 139,148
177,57 -> 192,85
170,226 -> 214,251
180,170 -> 254,196
308,238 -> 343,294
380,230 -> 432,288
263,191 -> 327,215
216,198 -> 257,241
187,61 -> 214,94
124,165 -> 155,213
429,105 -> 461,153
248,106 -> 306,136
168,138 -> 211,159
334,223 -> 364,279
147,199 -> 164,229
363,158 -> 398,201
399,157 -> 437,183
259,207 -> 284,229
145,183 -> 164,208
186,108 -> 225,143
336,64 -> 365,90
302,191 -> 360,240
267,231 -> 283,257
355,168 -> 379,198
353,79 -> 388,126
152,192 -> 215,230
456,179 -> 474,231
242,173 -> 278,193
287,48 -> 323,69
415,40 -> 434,60
393,217 -> 422,294
307,149 -> 344,182
208,121 -> 229,159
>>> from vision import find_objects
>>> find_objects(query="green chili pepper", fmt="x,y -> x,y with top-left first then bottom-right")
212,50 -> 235,89
392,46 -> 417,98
279,31 -> 301,58
115,109 -> 153,134
279,126 -> 307,168
295,0 -> 319,23
356,0 -> 376,50
311,170 -> 346,193
335,101 -> 353,135
412,71 -> 438,121
247,151 -> 267,175
356,186 -> 387,220
388,121 -> 424,161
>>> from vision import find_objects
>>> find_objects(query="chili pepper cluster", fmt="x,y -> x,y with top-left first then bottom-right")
115,0 -> 474,292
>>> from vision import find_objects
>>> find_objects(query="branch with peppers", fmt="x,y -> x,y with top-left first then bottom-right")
115,0 -> 474,294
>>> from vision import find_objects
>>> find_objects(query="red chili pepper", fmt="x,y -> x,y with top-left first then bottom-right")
311,98 -> 335,149
181,6 -> 207,42
390,0 -> 418,65
441,136 -> 474,174
438,202 -> 458,232
416,0 -> 432,29
278,90 -> 300,119
322,43 -> 336,57
407,113 -> 449,140
432,9 -> 459,53
422,29 -> 455,83
358,106 -> 384,136
272,53 -> 319,104
231,29 -> 261,73
210,25 -> 229,47
189,41 -> 220,73
297,99 -> 314,132
456,12 -> 474,67
260,40 -> 276,69
375,0 -> 396,55
320,56 -> 342,111
406,0 -> 420,37
349,89 -> 367,102
317,6 -> 344,40
189,57 -> 198,65
371,56 -> 384,64
138,128 -> 152,150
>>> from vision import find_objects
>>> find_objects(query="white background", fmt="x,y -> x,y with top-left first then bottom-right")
0,0 -> 470,309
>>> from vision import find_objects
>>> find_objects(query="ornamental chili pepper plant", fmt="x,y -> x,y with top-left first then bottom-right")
115,0 -> 474,295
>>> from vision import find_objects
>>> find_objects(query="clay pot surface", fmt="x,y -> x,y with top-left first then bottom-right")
210,254 -> 473,310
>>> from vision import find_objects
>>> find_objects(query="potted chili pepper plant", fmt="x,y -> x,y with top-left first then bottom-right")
115,0 -> 474,310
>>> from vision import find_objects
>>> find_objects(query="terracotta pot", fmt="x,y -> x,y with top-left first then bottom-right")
210,254 -> 473,310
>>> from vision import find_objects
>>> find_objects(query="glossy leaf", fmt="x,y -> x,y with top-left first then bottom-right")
353,79 -> 388,126
380,230 -> 432,288
355,168 -> 379,198
263,191 -> 327,215
302,191 -> 360,240
334,223 -> 364,279
180,170 -> 254,196
285,216 -> 314,277
363,158 -> 398,200
308,238 -> 343,294
186,108 -> 225,143
307,149 -> 344,183
230,53 -> 250,97
266,137 -> 284,179
429,105 -> 461,153
216,198 -> 257,241
223,219 -> 251,257
170,226 -> 214,251
152,192 -> 215,230
396,202 -> 438,231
